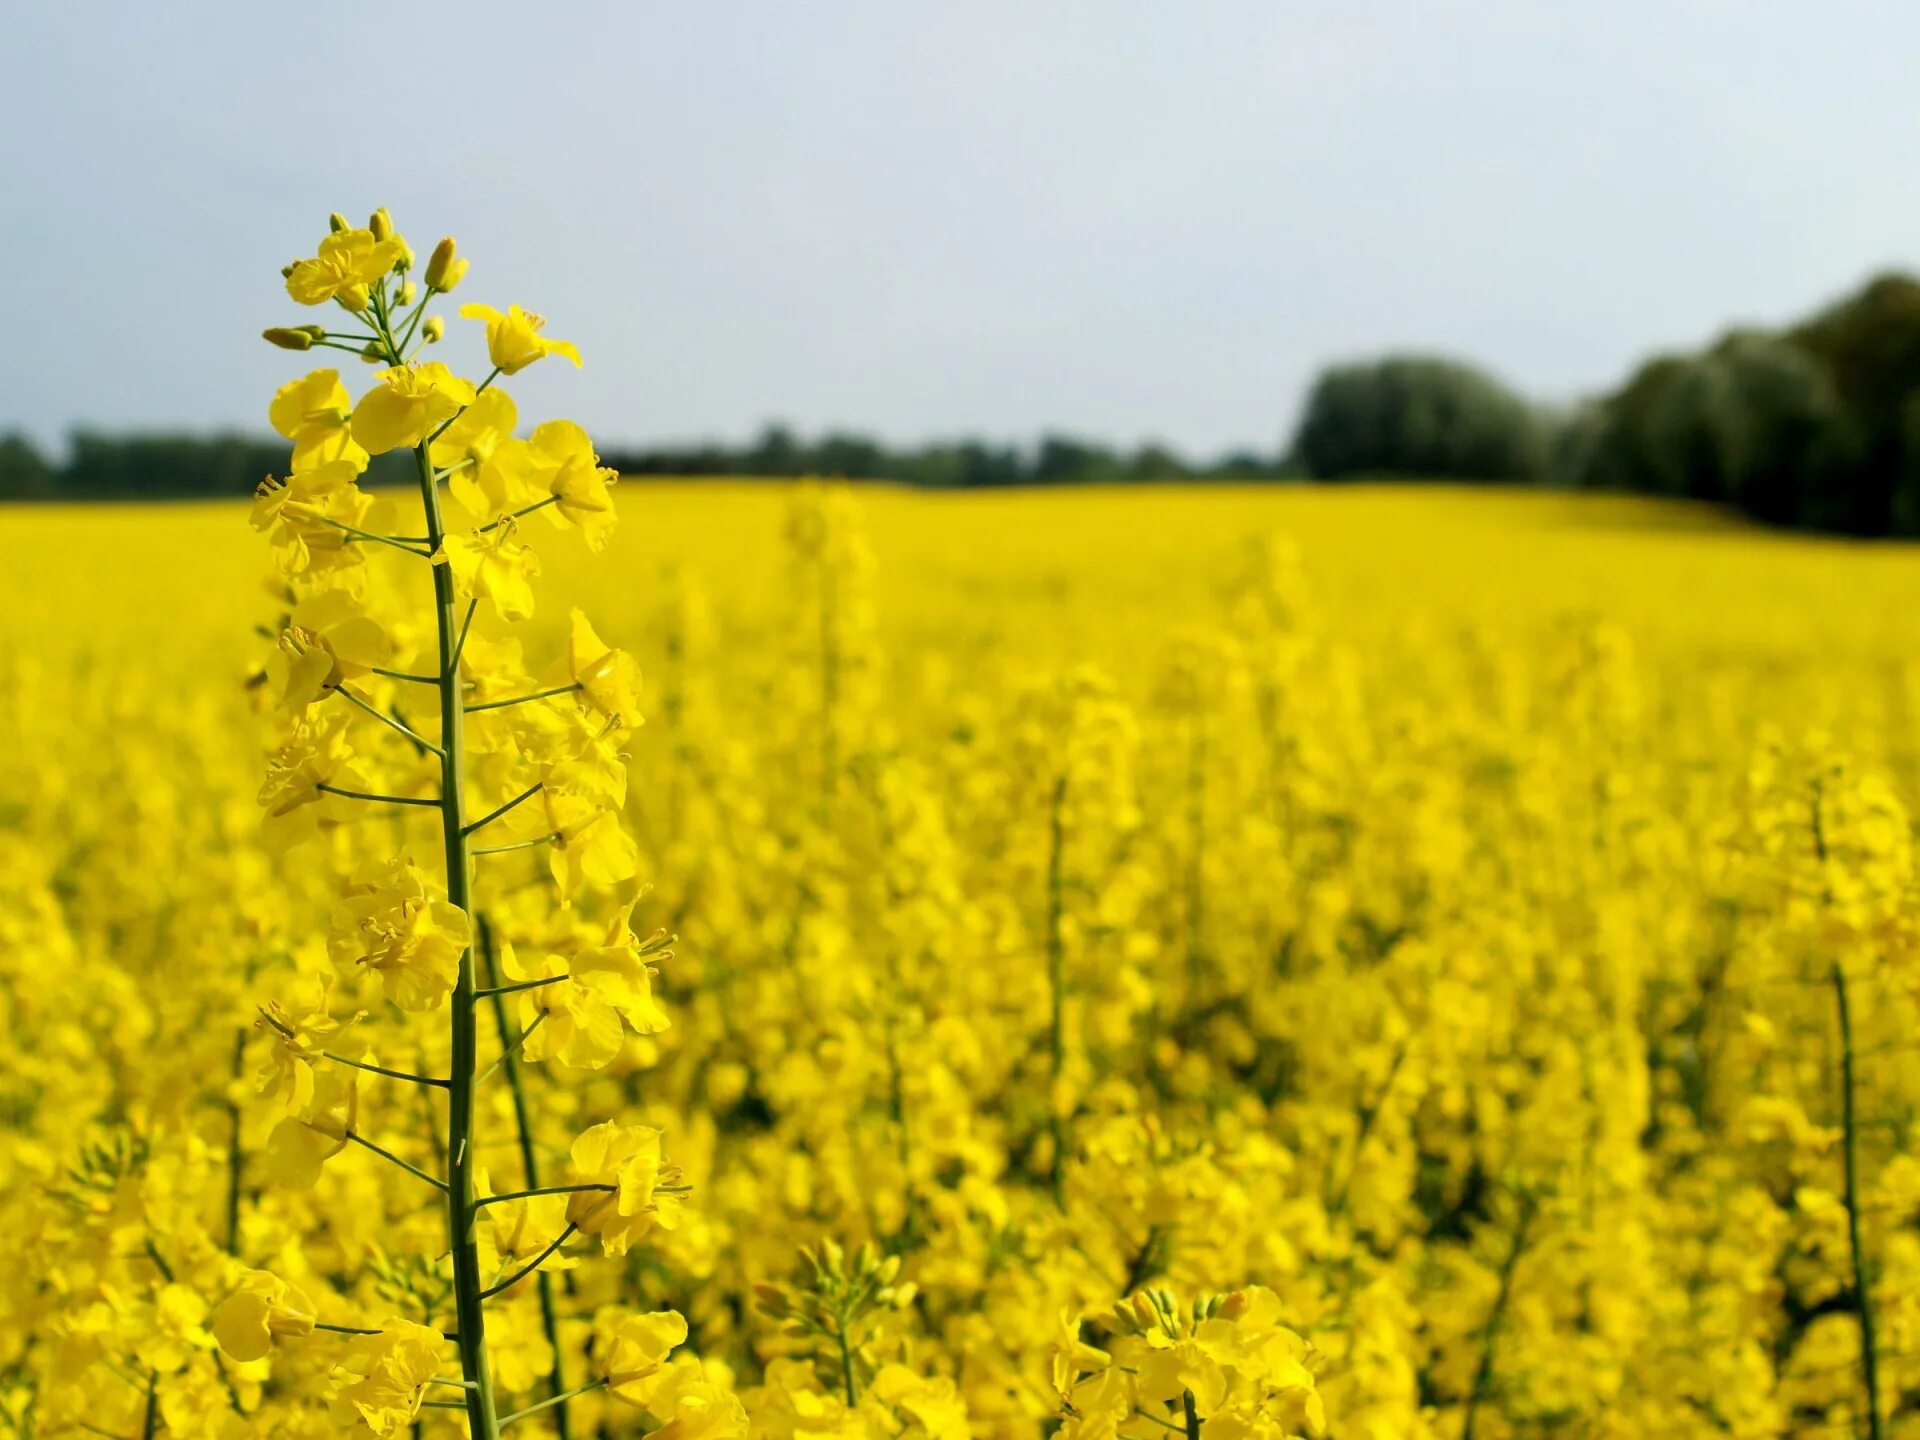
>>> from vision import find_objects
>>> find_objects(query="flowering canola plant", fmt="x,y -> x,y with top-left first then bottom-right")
5,237 -> 1920,1438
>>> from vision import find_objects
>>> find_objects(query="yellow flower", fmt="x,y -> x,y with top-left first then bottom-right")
429,389 -> 533,517
270,368 -> 369,471
253,975 -> 345,1114
569,609 -> 643,726
871,1365 -> 970,1440
276,590 -> 391,711
329,858 -> 471,1012
497,420 -> 617,549
350,362 -> 477,455
286,227 -> 406,312
565,1121 -> 686,1256
210,1269 -> 317,1363
458,302 -> 582,375
648,1362 -> 751,1440
327,1320 -> 445,1437
436,524 -> 542,622
540,789 -> 638,903
262,1066 -> 358,1189
595,1307 -> 688,1406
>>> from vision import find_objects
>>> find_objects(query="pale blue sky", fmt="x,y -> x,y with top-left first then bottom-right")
5,2 -> 1917,458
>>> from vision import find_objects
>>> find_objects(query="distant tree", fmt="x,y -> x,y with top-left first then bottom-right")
1787,272 -> 1920,534
1034,435 -> 1120,485
1290,355 -> 1547,482
1127,443 -> 1190,482
0,432 -> 55,500
748,422 -> 802,474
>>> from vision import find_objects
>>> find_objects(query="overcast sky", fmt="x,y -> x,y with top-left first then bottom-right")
5,2 -> 1917,459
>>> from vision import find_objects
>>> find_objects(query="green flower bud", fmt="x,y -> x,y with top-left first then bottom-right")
397,281 -> 418,307
423,316 -> 446,343
328,212 -> 349,233
262,327 -> 314,352
360,342 -> 383,364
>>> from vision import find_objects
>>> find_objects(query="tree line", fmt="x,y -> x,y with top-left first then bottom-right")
0,425 -> 1283,501
10,269 -> 1920,533
1290,271 -> 1920,536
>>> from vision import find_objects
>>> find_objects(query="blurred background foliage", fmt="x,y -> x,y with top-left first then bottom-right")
15,269 -> 1920,535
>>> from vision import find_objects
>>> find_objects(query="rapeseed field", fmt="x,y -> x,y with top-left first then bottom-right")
6,216 -> 1920,1440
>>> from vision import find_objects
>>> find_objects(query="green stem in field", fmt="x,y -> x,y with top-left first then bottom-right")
499,1381 -> 606,1429
225,1028 -> 246,1255
463,784 -> 544,837
465,683 -> 581,714
1833,961 -> 1884,1440
1461,1194 -> 1535,1440
478,916 -> 575,1440
336,686 -> 445,756
381,282 -> 502,1440
345,1131 -> 448,1192
1046,772 -> 1069,1207
1182,1392 -> 1200,1440
481,1222 -> 579,1299
325,1051 -> 451,1088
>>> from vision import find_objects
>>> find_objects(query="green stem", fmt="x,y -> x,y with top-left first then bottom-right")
479,915 -> 575,1440
325,1051 -> 450,1088
225,1028 -> 246,1256
836,1321 -> 859,1406
413,393 -> 502,1438
499,1381 -> 606,1428
473,833 -> 559,858
1462,1196 -> 1534,1440
1046,773 -> 1068,1207
465,683 -> 582,714
476,1183 -> 614,1208
1834,961 -> 1884,1440
336,686 -> 445,756
1182,1391 -> 1200,1440
462,783 -> 544,837
481,1222 -> 579,1298
474,495 -> 560,536
346,1131 -> 448,1192
473,974 -> 568,1000
316,782 -> 441,808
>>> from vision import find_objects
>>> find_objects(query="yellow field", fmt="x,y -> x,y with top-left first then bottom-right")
5,482 -> 1920,1438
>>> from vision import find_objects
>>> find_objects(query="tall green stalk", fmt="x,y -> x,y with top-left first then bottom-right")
1832,961 -> 1882,1440
417,430 -> 500,1438
478,915 -> 573,1440
365,286 -> 501,1439
1046,773 -> 1068,1206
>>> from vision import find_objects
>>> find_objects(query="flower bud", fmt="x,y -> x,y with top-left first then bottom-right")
262,327 -> 314,352
369,207 -> 393,242
328,212 -> 349,233
360,343 -> 384,364
281,264 -> 296,279
397,281 -> 418,308
395,239 -> 415,273
423,316 -> 446,344
425,237 -> 459,291
1216,1291 -> 1250,1320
